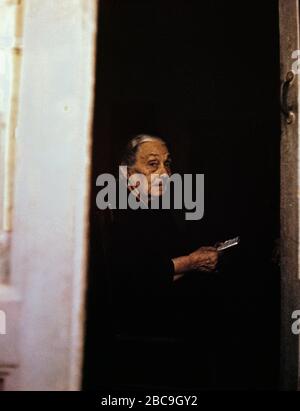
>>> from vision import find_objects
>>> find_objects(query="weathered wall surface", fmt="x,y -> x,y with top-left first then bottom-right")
5,0 -> 97,390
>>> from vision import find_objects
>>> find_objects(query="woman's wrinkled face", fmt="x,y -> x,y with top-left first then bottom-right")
129,141 -> 172,197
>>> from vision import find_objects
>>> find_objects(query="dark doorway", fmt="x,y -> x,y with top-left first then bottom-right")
83,0 -> 280,390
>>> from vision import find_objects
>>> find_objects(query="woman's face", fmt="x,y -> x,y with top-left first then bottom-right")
129,140 -> 172,197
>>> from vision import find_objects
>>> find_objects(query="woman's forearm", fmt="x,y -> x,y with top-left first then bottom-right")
172,255 -> 191,274
171,246 -> 218,281
172,255 -> 193,281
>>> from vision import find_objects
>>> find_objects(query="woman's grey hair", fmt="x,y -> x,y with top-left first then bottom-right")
121,134 -> 166,167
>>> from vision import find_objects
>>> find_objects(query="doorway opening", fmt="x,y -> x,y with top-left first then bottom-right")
83,0 -> 281,390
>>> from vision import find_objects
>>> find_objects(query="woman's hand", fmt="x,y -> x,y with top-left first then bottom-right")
188,246 -> 218,272
172,246 -> 219,279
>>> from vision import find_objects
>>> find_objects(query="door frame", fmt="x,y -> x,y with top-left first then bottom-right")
279,0 -> 300,391
6,0 -> 98,390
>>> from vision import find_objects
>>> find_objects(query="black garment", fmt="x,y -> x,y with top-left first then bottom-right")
108,205 -> 188,338
107,204 -> 221,389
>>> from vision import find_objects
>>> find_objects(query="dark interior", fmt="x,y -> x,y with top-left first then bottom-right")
83,0 -> 281,390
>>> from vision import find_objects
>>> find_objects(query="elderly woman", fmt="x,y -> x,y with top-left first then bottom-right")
108,134 -> 218,339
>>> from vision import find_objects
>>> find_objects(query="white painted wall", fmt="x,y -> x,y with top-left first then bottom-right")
9,0 -> 97,390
